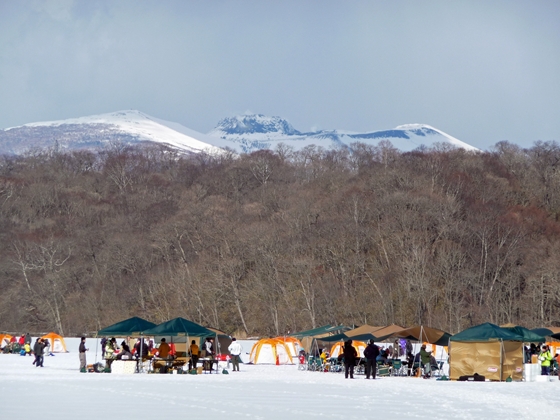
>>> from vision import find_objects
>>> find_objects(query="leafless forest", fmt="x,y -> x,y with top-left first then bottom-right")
1,140 -> 560,336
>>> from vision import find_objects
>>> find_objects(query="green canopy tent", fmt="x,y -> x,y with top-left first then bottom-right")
97,316 -> 157,337
449,323 -> 545,381
143,318 -> 218,372
143,317 -> 215,337
289,325 -> 350,355
96,316 -> 157,370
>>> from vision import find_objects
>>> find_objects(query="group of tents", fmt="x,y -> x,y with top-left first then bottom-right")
281,322 -> 560,381
5,317 -> 559,382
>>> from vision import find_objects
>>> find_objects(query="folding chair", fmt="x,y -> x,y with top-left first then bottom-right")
408,361 -> 422,377
431,361 -> 444,377
377,360 -> 390,377
390,359 -> 403,376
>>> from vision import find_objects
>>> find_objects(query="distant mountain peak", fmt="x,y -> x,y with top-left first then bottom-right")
0,111 -> 480,157
211,114 -> 300,136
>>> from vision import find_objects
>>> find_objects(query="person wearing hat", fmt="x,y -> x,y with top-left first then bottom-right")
539,344 -> 554,375
420,344 -> 432,379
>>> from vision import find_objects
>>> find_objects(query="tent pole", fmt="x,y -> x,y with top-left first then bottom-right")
500,339 -> 503,381
139,333 -> 144,373
94,336 -> 99,365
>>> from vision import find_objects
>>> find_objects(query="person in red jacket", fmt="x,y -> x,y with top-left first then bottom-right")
18,335 -> 25,346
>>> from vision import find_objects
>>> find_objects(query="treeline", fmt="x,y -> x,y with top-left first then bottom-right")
1,140 -> 560,337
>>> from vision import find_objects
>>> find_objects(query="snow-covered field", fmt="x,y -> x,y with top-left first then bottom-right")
1,337 -> 559,419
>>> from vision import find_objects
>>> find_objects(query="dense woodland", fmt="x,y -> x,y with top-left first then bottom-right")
1,140 -> 560,337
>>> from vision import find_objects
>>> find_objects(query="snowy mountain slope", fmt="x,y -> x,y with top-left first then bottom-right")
0,110 -> 224,155
206,114 -> 479,154
0,111 -> 479,156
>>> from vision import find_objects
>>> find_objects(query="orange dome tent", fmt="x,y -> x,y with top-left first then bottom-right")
249,338 -> 294,365
274,336 -> 303,358
329,340 -> 366,359
40,332 -> 68,353
0,334 -> 13,348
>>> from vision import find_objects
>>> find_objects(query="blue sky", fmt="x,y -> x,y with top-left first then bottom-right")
1,0 -> 559,149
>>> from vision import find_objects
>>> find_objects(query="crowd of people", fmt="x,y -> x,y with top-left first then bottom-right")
309,339 -> 442,379
0,334 -> 55,364
91,335 -> 243,374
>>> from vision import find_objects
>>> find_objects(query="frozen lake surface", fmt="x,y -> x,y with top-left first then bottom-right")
1,337 -> 559,419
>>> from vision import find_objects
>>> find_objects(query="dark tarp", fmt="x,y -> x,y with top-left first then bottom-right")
143,317 -> 214,337
450,323 -> 530,342
501,326 -> 546,343
531,328 -> 560,341
288,325 -> 348,338
289,325 -> 350,353
97,316 -> 157,337
314,333 -> 349,342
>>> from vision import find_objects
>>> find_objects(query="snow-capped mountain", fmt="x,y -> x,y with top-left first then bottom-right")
0,110 -> 223,156
207,114 -> 479,154
0,111 -> 479,156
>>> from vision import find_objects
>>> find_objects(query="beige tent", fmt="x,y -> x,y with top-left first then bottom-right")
449,340 -> 523,381
344,325 -> 384,339
448,323 -> 538,381
368,324 -> 404,340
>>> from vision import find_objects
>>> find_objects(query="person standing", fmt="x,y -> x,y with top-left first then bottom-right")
188,339 -> 200,371
79,337 -> 89,372
343,339 -> 358,379
363,340 -> 380,379
539,344 -> 554,375
33,338 -> 45,367
204,337 -> 214,357
228,338 -> 242,372
157,338 -> 171,359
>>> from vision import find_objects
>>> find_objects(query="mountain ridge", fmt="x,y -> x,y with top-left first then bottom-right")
0,110 -> 480,156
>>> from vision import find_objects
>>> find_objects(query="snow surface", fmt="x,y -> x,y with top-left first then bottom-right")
1,337 -> 559,419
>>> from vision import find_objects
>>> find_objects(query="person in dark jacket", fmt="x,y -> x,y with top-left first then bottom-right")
343,340 -> 358,379
363,340 -> 380,379
79,337 -> 89,372
33,338 -> 45,367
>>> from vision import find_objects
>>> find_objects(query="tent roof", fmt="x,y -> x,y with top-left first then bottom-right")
450,322 -> 534,342
345,325 -> 383,338
367,324 -> 404,341
315,332 -> 349,342
288,324 -> 349,338
501,326 -> 546,343
143,317 -> 214,337
531,327 -> 560,341
98,316 -> 157,337
376,325 -> 451,346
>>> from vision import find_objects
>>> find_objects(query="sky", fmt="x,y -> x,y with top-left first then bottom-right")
1,0 -> 559,150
